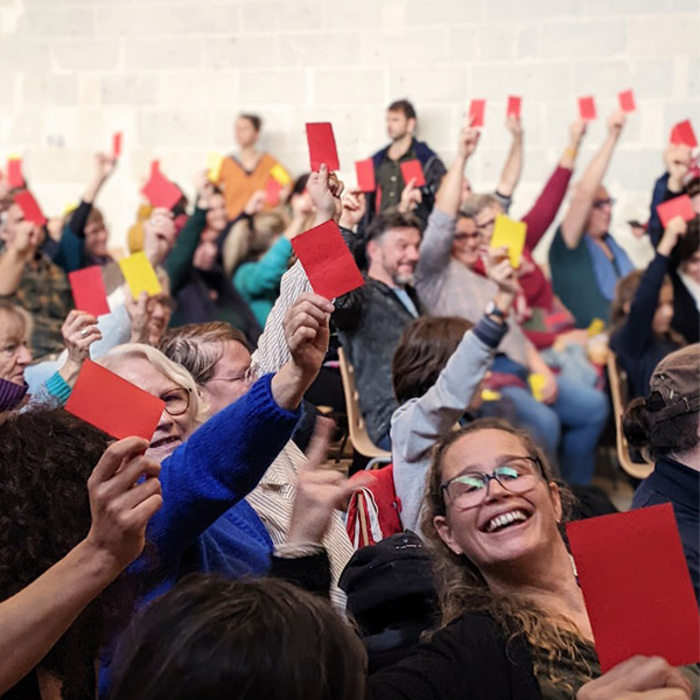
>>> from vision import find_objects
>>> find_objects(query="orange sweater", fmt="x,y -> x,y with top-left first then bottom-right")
218,153 -> 287,221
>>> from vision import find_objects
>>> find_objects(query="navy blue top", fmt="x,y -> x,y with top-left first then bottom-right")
632,456 -> 699,604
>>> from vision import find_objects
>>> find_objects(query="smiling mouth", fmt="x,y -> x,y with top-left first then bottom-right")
150,435 -> 180,450
483,509 -> 531,533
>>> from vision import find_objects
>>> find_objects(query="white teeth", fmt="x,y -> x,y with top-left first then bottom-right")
486,509 -> 528,533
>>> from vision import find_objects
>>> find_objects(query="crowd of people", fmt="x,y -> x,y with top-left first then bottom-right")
0,98 -> 698,700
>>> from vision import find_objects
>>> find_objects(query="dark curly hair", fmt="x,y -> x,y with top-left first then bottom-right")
109,574 -> 367,700
0,409 -> 110,699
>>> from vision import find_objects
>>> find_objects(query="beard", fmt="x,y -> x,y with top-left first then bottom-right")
393,270 -> 415,286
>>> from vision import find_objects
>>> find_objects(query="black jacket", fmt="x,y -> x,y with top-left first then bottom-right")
333,278 -> 424,443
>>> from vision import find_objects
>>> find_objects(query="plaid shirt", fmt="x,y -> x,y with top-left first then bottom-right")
0,252 -> 73,359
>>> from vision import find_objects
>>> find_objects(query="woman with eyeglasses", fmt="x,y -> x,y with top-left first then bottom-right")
94,291 -> 334,691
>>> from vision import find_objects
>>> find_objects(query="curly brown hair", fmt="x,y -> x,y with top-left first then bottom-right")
0,409 -> 111,699
420,418 -> 594,694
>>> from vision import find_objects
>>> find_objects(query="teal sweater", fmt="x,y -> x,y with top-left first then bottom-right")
234,235 -> 292,327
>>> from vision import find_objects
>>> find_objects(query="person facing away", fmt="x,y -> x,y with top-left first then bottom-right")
364,99 -> 446,226
217,113 -> 290,222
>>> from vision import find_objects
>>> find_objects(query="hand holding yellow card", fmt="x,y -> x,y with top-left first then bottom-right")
489,215 -> 527,269
118,252 -> 162,299
528,373 -> 546,402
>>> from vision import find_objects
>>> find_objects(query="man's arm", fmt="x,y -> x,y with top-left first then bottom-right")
560,110 -> 626,249
0,221 -> 40,297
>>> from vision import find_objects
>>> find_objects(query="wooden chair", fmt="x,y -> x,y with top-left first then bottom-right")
606,351 -> 654,480
338,347 -> 391,470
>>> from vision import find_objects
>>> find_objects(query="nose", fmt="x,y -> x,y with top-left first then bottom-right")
155,408 -> 174,432
483,475 -> 512,503
407,246 -> 420,263
17,346 -> 32,367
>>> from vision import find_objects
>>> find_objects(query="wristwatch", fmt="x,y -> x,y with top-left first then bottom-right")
485,301 -> 508,321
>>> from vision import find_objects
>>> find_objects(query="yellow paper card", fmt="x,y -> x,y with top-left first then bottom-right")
62,201 -> 79,215
118,252 -> 162,298
588,318 -> 605,337
528,373 -> 546,402
481,389 -> 502,402
206,152 -> 223,183
489,215 -> 527,269
270,163 -> 291,186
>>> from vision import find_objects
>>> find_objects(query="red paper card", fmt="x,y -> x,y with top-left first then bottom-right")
68,266 -> 110,317
670,119 -> 698,149
65,360 -> 165,441
506,95 -> 521,119
468,99 -> 486,128
141,167 -> 182,210
265,176 -> 282,206
292,219 -> 365,300
355,159 -> 376,193
567,504 -> 700,672
14,190 -> 46,227
578,96 -> 597,121
400,159 -> 426,188
306,122 -> 340,172
113,132 -> 122,157
657,194 -> 696,228
7,158 -> 24,188
618,89 -> 636,113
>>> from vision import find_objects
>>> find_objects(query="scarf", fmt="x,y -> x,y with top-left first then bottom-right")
583,234 -> 635,301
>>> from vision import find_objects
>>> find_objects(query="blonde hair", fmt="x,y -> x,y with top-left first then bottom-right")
421,419 -> 592,695
223,210 -> 289,278
98,344 -> 208,428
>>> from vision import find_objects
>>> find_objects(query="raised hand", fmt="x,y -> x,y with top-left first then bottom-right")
287,418 -> 371,545
10,220 -> 42,259
125,290 -> 153,344
283,292 -> 334,379
505,114 -> 523,139
664,144 -> 692,193
85,437 -> 163,571
459,125 -> 481,159
94,152 -> 117,182
62,310 -> 102,365
398,178 -> 422,213
143,208 -> 176,266
658,215 -> 688,257
607,109 -> 627,139
307,164 -> 343,223
569,118 -> 588,148
243,190 -> 266,217
339,189 -> 366,230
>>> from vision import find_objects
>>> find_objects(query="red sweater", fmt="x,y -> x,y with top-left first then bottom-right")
475,165 -> 573,350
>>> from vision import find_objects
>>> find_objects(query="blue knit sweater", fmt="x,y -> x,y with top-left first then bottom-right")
99,372 -> 300,690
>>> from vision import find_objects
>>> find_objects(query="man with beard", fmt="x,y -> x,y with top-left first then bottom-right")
334,209 -> 424,449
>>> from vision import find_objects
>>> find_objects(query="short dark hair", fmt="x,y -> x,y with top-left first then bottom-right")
238,113 -> 262,132
387,99 -> 417,121
392,316 -> 473,404
109,574 -> 367,700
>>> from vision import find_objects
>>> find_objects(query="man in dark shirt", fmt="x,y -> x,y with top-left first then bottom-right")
365,99 -> 446,225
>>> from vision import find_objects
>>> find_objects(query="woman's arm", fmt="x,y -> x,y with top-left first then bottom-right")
164,207 -> 207,294
234,236 -> 293,297
560,111 -> 626,250
0,438 -> 161,696
495,115 -> 524,200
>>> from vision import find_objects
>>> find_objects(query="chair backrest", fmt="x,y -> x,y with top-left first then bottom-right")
338,346 -> 392,461
606,350 -> 654,480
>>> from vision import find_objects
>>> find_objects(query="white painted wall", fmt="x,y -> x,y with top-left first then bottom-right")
1,0 -> 698,264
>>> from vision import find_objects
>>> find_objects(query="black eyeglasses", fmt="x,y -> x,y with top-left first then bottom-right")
161,387 -> 190,416
440,456 -> 544,510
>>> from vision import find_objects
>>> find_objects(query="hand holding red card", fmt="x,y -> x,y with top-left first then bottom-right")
507,96 -> 521,119
567,504 -> 699,672
7,158 -> 24,188
657,194 -> 696,228
618,89 -> 636,113
292,219 -> 364,300
400,160 -> 426,188
69,266 -> 110,317
141,165 -> 182,210
14,190 -> 46,227
65,360 -> 165,441
355,159 -> 376,193
670,120 -> 698,149
468,99 -> 486,128
578,96 -> 597,121
306,122 -> 340,172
